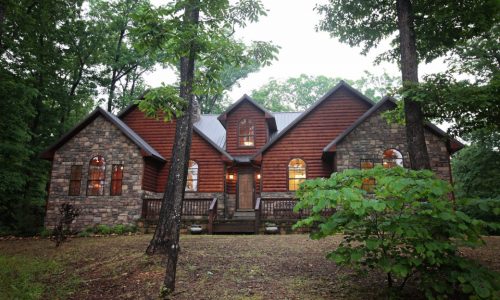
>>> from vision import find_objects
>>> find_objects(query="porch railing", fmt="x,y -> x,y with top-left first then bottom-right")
259,198 -> 311,219
142,198 -> 214,221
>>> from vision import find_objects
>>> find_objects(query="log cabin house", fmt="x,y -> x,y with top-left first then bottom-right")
41,81 -> 463,233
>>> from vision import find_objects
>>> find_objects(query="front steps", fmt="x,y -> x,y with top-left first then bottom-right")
211,219 -> 256,233
232,210 -> 256,220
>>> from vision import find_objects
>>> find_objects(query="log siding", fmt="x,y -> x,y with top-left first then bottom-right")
260,87 -> 371,192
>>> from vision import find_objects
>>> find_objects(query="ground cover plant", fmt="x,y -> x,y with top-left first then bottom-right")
294,166 -> 500,299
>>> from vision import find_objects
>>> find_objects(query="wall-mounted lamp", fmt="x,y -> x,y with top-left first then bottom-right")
228,174 -> 234,180
256,173 -> 261,180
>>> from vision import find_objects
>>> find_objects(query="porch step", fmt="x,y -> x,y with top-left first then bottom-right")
233,210 -> 256,220
212,220 -> 255,234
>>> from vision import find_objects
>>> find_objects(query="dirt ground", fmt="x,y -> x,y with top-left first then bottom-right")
0,234 -> 499,300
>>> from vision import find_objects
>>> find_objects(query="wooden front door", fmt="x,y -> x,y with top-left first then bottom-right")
238,170 -> 254,209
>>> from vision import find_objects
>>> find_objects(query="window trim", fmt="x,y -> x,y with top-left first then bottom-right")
185,160 -> 199,192
287,158 -> 307,191
87,155 -> 106,196
68,165 -> 82,196
110,164 -> 124,196
238,118 -> 255,148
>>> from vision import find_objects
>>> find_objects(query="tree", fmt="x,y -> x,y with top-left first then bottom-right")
0,0 -> 101,234
251,72 -> 400,111
407,24 -> 500,140
89,0 -> 157,112
452,130 -> 500,199
133,0 -> 277,295
197,59 -> 260,114
315,0 -> 498,170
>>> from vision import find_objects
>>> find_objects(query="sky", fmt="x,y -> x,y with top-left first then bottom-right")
145,0 -> 448,102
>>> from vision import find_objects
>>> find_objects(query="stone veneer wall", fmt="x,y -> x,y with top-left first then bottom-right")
45,115 -> 144,230
335,105 -> 451,181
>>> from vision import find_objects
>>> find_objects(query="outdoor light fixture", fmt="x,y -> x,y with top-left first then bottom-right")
228,174 -> 234,180
257,173 -> 261,180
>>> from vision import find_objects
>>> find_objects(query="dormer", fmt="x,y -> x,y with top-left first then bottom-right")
218,95 -> 277,156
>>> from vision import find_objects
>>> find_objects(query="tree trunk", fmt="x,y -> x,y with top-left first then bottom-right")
146,0 -> 200,297
396,0 -> 431,170
0,2 -> 5,54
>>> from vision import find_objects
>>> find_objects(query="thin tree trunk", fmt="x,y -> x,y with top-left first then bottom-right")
108,28 -> 126,112
396,0 -> 431,170
146,0 -> 200,297
0,2 -> 6,54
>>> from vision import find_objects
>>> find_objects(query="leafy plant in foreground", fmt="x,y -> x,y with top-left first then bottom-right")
52,203 -> 80,247
294,166 -> 499,298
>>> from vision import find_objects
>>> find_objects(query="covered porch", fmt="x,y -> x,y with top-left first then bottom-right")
140,196 -> 316,234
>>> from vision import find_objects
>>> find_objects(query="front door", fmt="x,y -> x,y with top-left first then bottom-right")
238,170 -> 254,209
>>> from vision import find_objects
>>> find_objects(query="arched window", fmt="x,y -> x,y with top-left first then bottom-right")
288,158 -> 306,191
383,149 -> 403,168
87,155 -> 105,196
238,119 -> 255,147
186,160 -> 198,192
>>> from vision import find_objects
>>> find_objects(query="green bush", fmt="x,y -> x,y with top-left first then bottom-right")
294,166 -> 499,299
95,224 -> 112,235
456,198 -> 500,235
39,228 -> 53,238
112,224 -> 125,235
80,224 -> 138,236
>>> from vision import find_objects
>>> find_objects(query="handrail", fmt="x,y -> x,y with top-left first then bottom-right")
254,197 -> 261,234
209,197 -> 218,211
254,197 -> 261,211
208,197 -> 218,234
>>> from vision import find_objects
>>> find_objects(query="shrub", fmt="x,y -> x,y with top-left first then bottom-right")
39,228 -> 53,238
294,166 -> 499,298
52,203 -> 80,247
456,198 -> 500,235
95,224 -> 112,235
112,224 -> 125,235
80,224 -> 138,236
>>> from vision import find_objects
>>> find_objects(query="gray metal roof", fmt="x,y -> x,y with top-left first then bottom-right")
194,114 -> 226,149
271,112 -> 303,139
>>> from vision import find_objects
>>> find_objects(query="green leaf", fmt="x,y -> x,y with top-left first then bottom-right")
392,264 -> 409,278
366,239 -> 381,250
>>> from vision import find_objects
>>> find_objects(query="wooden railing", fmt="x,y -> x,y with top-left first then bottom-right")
142,198 -> 162,221
254,197 -> 261,234
259,198 -> 311,219
207,197 -> 218,234
142,198 -> 214,221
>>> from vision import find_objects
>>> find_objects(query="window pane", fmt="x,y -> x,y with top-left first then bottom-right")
111,164 -> 123,196
87,156 -> 105,196
238,119 -> 255,146
360,160 -> 374,169
288,158 -> 306,191
186,160 -> 198,191
70,165 -> 82,180
69,165 -> 82,196
383,149 -> 403,168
